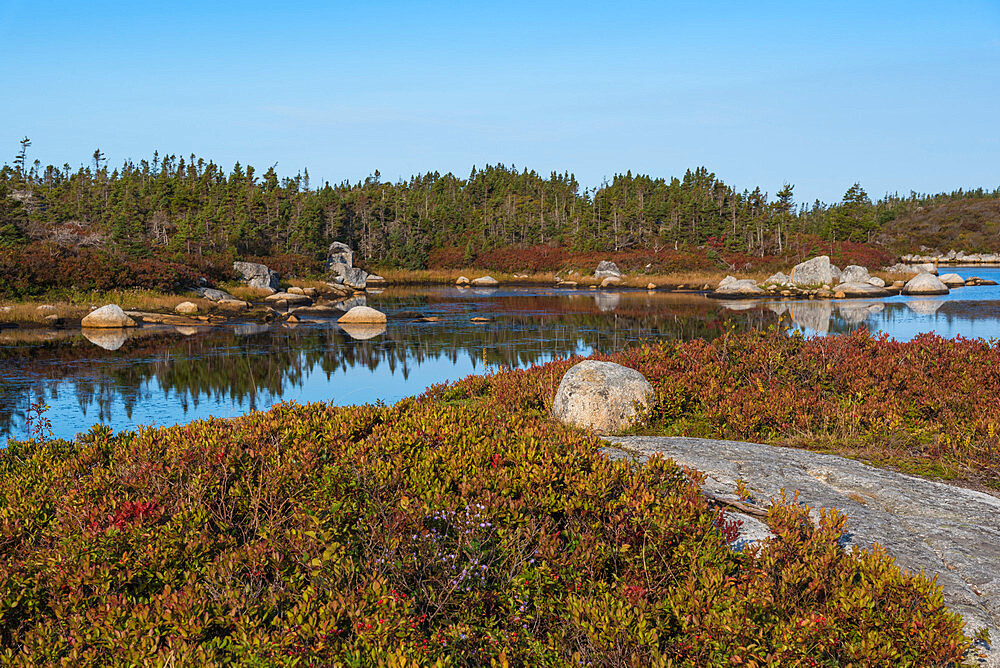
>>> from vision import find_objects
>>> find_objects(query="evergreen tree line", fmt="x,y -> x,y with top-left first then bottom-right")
2,142 -> 999,267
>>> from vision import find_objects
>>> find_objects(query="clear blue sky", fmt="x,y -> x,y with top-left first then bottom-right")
2,0 -> 998,204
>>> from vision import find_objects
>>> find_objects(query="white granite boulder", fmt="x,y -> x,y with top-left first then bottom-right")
81,304 -> 138,329
902,273 -> 950,296
552,361 -> 653,434
790,256 -> 833,286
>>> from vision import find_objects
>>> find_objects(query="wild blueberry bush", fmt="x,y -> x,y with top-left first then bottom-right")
0,331 -> 979,665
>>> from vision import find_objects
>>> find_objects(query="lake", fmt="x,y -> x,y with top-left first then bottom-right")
3,266 -> 999,441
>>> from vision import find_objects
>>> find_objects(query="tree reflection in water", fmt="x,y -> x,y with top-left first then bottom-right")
1,289 -> 777,440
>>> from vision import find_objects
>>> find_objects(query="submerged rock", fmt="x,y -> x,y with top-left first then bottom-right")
81,304 -> 137,329
552,361 -> 653,434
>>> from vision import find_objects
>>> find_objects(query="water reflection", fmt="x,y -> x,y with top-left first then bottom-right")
5,267 -> 1000,442
1,289 -> 772,441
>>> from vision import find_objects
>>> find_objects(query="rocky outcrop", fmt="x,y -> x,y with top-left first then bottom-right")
337,305 -> 387,324
902,272 -> 950,295
790,256 -> 833,286
233,261 -> 279,292
81,304 -> 138,329
603,436 -> 999,666
551,361 -> 653,434
594,261 -> 622,279
471,276 -> 499,287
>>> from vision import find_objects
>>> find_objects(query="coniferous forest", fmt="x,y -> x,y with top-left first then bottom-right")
2,142 -> 999,290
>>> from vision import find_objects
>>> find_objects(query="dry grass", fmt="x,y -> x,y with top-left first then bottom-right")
0,288 -> 215,325
219,282 -> 277,301
374,267 -> 763,289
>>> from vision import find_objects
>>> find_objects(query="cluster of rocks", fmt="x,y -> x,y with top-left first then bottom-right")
903,250 -> 1000,265
711,255 -> 994,300
327,242 -> 385,290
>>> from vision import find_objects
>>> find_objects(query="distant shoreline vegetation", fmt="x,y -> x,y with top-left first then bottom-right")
2,145 -> 999,279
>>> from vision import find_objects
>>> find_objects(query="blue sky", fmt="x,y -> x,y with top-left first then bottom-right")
1,0 -> 998,204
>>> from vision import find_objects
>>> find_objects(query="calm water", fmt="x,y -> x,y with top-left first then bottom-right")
3,266 -> 1000,441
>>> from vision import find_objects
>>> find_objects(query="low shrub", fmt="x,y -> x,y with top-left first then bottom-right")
0,356 -> 972,664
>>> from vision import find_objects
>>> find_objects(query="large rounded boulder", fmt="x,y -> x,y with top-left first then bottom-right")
337,305 -> 387,324
81,304 -> 137,329
552,361 -> 654,434
902,273 -> 950,296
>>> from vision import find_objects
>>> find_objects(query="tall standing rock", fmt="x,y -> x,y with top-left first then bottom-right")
552,360 -> 654,434
327,242 -> 369,288
327,242 -> 354,270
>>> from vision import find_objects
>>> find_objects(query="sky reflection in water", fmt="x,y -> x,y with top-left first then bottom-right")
3,266 -> 1000,441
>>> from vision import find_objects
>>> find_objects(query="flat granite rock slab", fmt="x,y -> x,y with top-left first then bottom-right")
603,436 -> 1000,667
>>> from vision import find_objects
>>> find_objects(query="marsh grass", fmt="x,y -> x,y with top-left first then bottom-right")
0,288 -> 214,324
375,267 -> 767,289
